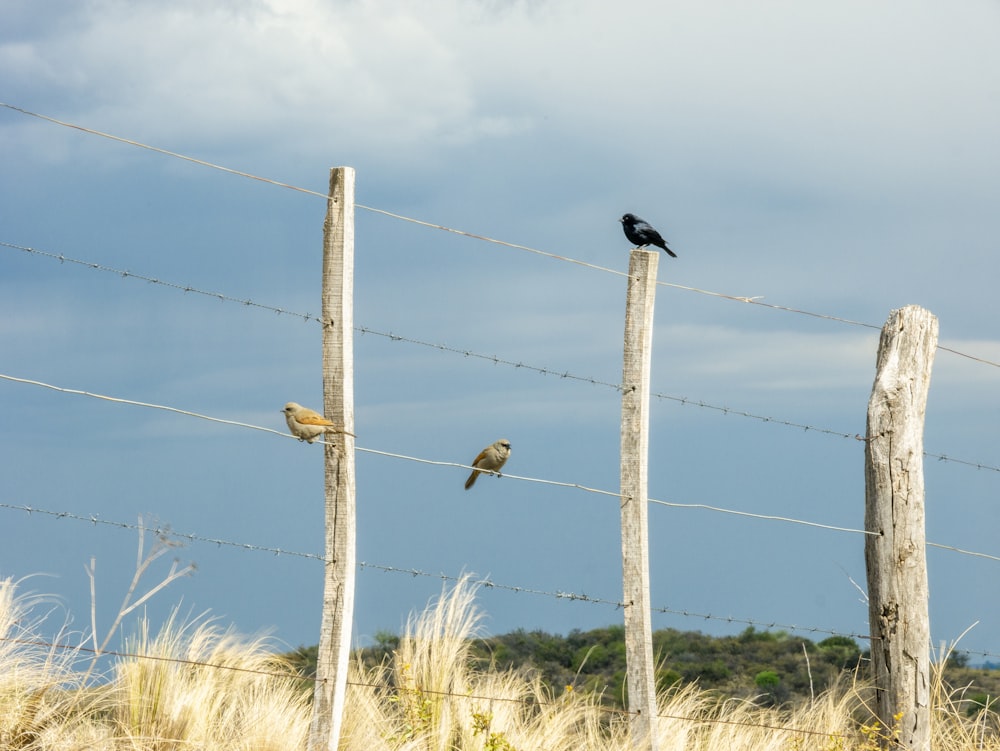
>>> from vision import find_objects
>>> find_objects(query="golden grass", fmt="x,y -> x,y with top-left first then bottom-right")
2,573 -> 999,750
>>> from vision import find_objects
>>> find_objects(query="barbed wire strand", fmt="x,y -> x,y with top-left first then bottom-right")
0,635 -> 865,740
0,103 -> 331,202
646,499 -> 876,537
4,371 -> 1000,548
4,501 -> 998,663
0,495 -> 871,644
3,240 -> 998,475
2,104 -> 997,370
7,494 -> 1000,660
927,541 -> 1000,564
356,563 -> 875,644
0,240 -> 321,322
0,501 -> 329,562
0,105 -> 995,737
355,446 -> 626,500
0,370 -> 893,538
0,372 -> 296,440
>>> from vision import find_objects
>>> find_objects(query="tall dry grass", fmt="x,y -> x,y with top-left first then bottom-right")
2,572 -> 999,750
0,575 -> 311,750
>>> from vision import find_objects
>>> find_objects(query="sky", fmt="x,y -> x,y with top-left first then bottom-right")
1,0 -> 999,666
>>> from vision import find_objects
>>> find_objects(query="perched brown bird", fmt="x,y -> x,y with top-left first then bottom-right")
282,402 -> 353,443
464,439 -> 512,489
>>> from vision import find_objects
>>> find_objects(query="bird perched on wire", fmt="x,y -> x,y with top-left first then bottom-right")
282,402 -> 354,443
464,439 -> 512,489
620,213 -> 677,257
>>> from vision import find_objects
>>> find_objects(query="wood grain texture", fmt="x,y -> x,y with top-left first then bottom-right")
620,249 -> 660,751
864,304 -> 938,751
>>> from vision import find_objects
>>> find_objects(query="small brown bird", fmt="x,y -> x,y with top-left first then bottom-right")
282,402 -> 353,443
464,439 -> 512,489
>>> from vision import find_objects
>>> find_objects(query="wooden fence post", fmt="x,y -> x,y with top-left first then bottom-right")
620,248 -> 660,751
864,304 -> 938,750
308,167 -> 357,751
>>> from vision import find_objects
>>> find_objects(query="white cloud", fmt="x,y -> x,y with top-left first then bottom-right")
6,0 -> 995,173
661,323 -> 878,391
2,0 -> 999,658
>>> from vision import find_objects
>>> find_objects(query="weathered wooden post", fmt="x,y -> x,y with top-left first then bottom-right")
620,248 -> 660,751
864,304 -> 938,750
309,167 -> 357,751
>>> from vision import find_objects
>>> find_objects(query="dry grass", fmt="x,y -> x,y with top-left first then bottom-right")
2,573 -> 999,750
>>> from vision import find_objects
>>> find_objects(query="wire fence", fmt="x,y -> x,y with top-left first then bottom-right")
4,497 -> 999,665
2,103 -> 998,369
0,631 -> 867,743
2,239 -> 998,475
5,372 -> 999,558
2,100 -> 998,744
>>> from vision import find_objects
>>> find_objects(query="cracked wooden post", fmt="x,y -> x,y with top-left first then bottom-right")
864,304 -> 937,751
309,166 -> 357,751
620,248 -> 660,751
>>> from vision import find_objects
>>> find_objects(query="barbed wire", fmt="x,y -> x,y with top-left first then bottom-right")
0,372 -> 303,441
2,103 -> 998,371
0,501 -> 329,562
0,634 -> 867,741
0,494 -> 872,645
356,445 -> 627,500
0,240 -> 321,323
356,562 -> 1000,663
927,541 -> 1000,564
4,371 -> 1000,547
647,498 -> 876,537
0,370 -> 897,538
3,500 -> 997,663
3,102 -> 997,742
3,240 -> 998,475
357,563 -> 876,644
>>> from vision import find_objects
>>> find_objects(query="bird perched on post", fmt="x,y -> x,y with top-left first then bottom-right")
620,213 -> 677,257
282,402 -> 353,443
464,439 -> 512,489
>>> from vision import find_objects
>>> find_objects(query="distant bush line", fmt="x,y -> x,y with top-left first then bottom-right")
284,625 -> 1000,709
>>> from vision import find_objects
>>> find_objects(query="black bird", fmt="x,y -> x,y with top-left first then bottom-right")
620,213 -> 677,257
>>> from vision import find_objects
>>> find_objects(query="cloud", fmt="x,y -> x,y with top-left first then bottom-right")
5,0 -> 998,218
661,323 -> 878,390
2,0 -> 1000,658
2,0 -> 537,166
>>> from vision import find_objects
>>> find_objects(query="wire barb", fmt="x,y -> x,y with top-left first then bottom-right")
3,239 -> 997,473
1,102 -> 997,367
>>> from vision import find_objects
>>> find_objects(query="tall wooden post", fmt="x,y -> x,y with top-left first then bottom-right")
309,167 -> 357,751
620,248 -> 660,751
864,304 -> 937,751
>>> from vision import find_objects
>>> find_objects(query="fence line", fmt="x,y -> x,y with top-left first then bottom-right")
0,500 -> 875,645
3,240 -> 998,475
0,372 -> 297,440
2,371 -> 998,547
3,103 -> 999,369
0,240 -> 321,322
647,498 -> 875,537
927,541 -> 1000,564
0,501 -> 328,562
357,562 -> 877,645
3,103 -> 999,708
0,371 -> 899,538
4,105 -> 1000,745
0,634 -> 865,742
8,498 -> 1000,663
